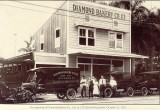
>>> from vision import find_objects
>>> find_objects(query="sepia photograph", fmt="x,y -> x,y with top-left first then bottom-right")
0,0 -> 160,110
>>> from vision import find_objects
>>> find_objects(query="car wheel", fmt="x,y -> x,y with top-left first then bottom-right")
104,87 -> 113,98
127,87 -> 134,97
66,88 -> 76,100
141,87 -> 148,96
57,93 -> 66,99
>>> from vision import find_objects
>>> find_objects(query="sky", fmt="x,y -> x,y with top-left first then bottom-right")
0,1 -> 160,59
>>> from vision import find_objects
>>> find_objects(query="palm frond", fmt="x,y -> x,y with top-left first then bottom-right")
18,48 -> 29,52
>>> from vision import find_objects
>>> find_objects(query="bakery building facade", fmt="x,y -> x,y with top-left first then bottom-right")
1,1 -> 148,80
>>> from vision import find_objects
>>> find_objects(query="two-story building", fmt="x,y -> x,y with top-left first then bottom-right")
2,1 -> 148,80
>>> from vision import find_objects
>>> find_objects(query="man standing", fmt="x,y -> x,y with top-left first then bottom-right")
99,75 -> 106,98
80,75 -> 87,98
110,75 -> 117,97
88,77 -> 94,98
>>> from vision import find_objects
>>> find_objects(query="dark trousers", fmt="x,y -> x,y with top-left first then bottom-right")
99,85 -> 105,98
112,85 -> 117,97
89,86 -> 93,98
81,86 -> 86,97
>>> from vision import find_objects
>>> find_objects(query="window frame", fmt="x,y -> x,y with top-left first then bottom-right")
78,27 -> 96,47
108,31 -> 123,50
55,28 -> 60,38
55,28 -> 60,48
40,34 -> 44,51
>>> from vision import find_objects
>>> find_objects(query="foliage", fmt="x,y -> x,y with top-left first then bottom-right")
18,36 -> 35,53
98,1 -> 160,71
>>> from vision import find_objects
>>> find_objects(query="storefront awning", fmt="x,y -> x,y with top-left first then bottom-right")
74,22 -> 128,33
68,49 -> 148,59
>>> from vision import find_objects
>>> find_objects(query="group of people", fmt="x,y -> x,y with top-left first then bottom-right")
80,75 -> 117,98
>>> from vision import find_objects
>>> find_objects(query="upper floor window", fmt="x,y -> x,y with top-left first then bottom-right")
40,34 -> 44,51
56,29 -> 60,38
109,32 -> 123,50
55,28 -> 60,48
78,27 -> 95,46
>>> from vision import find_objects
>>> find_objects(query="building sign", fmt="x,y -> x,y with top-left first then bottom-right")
73,4 -> 126,20
53,71 -> 79,80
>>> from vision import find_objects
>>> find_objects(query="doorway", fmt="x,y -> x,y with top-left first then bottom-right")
93,65 -> 110,80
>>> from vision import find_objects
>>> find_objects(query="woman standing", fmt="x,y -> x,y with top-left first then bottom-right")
93,78 -> 99,97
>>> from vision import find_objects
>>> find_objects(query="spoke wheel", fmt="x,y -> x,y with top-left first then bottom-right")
57,93 -> 65,99
104,88 -> 113,98
127,87 -> 134,97
66,88 -> 76,100
141,87 -> 148,96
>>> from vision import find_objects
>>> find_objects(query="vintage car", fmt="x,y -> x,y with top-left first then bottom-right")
136,71 -> 160,96
22,67 -> 80,100
105,71 -> 160,97
103,71 -> 136,98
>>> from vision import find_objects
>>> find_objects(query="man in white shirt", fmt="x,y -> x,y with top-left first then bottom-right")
80,75 -> 87,98
99,75 -> 106,98
110,75 -> 117,96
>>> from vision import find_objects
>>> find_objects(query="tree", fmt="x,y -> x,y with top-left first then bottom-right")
18,36 -> 35,53
107,1 -> 160,71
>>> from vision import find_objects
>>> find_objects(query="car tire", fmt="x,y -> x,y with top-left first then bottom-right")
66,88 -> 76,100
127,87 -> 134,97
104,87 -> 113,98
57,93 -> 66,99
141,86 -> 148,96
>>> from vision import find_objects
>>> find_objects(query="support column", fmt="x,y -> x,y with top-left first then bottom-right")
91,58 -> 93,77
131,58 -> 135,79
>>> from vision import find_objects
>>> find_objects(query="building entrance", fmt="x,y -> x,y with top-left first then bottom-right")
93,65 -> 110,80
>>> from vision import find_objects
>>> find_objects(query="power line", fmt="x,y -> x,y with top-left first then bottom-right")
0,2 -> 130,26
14,1 -> 61,10
0,3 -> 54,14
13,1 -> 130,23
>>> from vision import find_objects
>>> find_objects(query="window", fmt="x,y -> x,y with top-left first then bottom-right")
40,34 -> 44,51
78,27 -> 95,46
56,29 -> 60,38
109,33 -> 115,49
55,28 -> 60,48
78,58 -> 91,63
41,43 -> 44,50
109,32 -> 123,50
116,33 -> 122,49
79,29 -> 86,45
112,60 -> 123,72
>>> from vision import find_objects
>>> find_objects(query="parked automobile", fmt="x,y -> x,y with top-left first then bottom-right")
22,67 -> 80,100
103,71 -> 136,97
136,71 -> 160,96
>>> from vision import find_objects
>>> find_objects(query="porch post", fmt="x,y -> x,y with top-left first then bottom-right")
91,58 -> 93,77
131,58 -> 135,78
